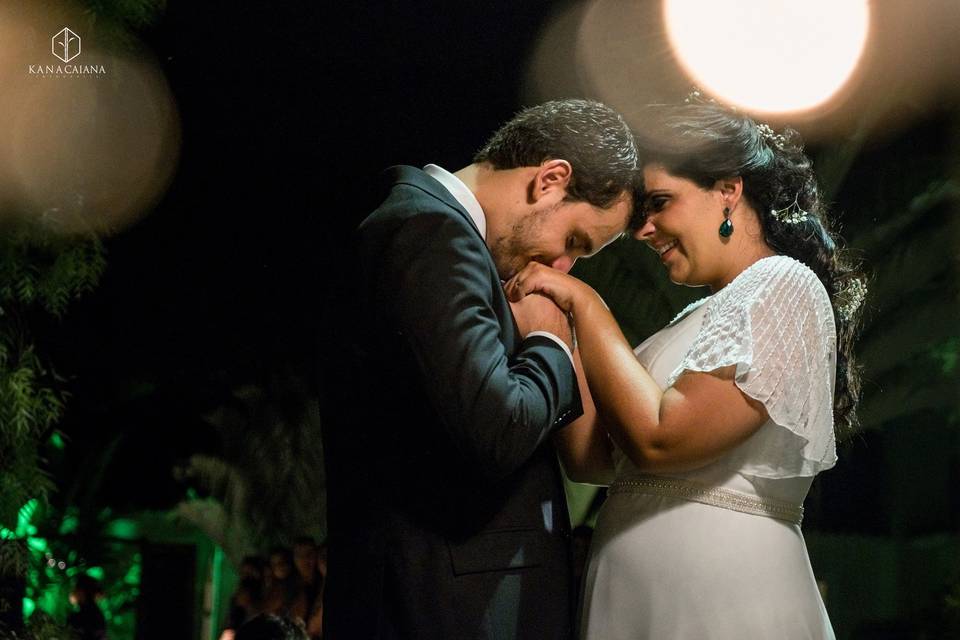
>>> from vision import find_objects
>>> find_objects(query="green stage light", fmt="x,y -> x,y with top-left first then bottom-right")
16,499 -> 38,537
26,536 -> 48,553
105,518 -> 139,540
59,513 -> 79,535
49,432 -> 65,450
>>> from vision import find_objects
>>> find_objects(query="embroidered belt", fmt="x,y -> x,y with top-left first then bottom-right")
609,475 -> 804,525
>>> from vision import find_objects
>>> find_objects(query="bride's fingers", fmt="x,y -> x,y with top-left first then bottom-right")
518,275 -> 556,301
504,276 -> 521,301
507,263 -> 566,300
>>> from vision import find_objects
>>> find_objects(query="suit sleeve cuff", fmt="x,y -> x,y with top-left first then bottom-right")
526,331 -> 574,367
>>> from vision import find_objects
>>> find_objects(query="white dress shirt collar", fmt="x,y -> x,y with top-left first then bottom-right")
423,164 -> 486,239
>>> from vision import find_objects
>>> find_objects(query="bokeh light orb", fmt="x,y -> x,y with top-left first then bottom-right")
664,0 -> 870,113
0,1 -> 180,236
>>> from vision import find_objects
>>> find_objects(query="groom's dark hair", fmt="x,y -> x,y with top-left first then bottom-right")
473,98 -> 639,210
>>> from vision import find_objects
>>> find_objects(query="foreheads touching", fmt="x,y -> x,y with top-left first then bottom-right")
474,98 -> 641,278
474,98 -> 639,210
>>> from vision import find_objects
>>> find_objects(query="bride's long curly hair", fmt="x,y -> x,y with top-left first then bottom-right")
636,98 -> 867,433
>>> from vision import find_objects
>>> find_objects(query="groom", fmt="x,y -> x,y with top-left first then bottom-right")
322,99 -> 638,639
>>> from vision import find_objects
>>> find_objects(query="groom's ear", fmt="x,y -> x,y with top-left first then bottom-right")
530,159 -> 573,204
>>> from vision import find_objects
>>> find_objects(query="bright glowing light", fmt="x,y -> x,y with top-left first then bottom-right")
0,2 -> 180,235
16,499 -> 38,537
50,432 -> 66,451
27,537 -> 48,553
106,518 -> 140,540
664,0 -> 870,113
59,513 -> 79,535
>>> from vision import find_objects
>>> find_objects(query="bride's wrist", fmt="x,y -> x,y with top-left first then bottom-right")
570,284 -> 604,317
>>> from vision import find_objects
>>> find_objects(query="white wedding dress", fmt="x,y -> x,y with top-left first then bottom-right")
579,255 -> 838,640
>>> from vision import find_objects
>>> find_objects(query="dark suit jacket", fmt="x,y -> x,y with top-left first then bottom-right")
321,166 -> 582,639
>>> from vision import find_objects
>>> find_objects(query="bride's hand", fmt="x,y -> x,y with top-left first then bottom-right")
504,262 -> 590,313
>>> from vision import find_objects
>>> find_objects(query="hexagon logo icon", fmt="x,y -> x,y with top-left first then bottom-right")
52,27 -> 81,63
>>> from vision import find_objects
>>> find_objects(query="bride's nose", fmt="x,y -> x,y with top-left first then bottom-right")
633,217 -> 656,241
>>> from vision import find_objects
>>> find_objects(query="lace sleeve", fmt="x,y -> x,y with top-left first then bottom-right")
666,256 -> 838,477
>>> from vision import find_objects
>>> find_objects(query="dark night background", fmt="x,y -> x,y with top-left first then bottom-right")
47,1 -> 569,510
18,1 -> 960,638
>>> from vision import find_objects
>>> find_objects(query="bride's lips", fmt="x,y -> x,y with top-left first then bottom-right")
651,239 -> 680,263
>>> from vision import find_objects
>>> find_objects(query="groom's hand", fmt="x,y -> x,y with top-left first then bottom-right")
509,293 -> 574,352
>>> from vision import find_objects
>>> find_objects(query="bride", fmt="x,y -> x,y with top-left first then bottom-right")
506,99 -> 866,639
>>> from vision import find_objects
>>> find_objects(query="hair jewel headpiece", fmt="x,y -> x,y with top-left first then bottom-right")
756,123 -> 787,150
836,278 -> 866,322
771,195 -> 809,224
683,88 -> 717,105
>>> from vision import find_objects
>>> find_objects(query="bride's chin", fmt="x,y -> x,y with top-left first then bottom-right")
665,263 -> 685,283
668,269 -> 699,288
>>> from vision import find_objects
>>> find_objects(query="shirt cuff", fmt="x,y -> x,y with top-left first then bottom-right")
527,331 -> 575,367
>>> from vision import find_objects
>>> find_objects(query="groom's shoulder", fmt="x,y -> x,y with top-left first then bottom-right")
379,164 -> 432,190
375,165 -> 444,206
360,165 -> 471,233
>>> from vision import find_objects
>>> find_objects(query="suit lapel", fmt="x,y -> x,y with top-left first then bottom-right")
382,165 -> 516,349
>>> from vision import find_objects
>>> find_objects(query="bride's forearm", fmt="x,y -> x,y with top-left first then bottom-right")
553,347 -> 615,485
554,421 -> 615,485
570,291 -> 665,467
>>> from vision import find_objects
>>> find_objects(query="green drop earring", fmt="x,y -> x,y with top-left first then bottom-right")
719,206 -> 733,238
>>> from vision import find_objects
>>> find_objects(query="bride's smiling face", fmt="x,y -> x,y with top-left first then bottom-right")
633,164 -> 727,288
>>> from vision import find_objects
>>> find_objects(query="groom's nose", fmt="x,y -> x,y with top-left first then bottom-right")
550,254 -> 575,273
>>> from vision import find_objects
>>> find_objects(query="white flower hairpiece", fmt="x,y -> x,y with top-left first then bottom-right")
757,123 -> 787,149
837,278 -> 867,322
771,196 -> 809,224
683,88 -> 718,105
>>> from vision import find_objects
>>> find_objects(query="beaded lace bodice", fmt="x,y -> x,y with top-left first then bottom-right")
615,255 -> 838,497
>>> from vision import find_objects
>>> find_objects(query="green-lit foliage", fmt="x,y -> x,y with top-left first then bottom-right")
28,436 -> 146,638
71,544 -> 142,640
0,0 -> 165,632
4,500 -> 142,640
0,224 -> 105,535
0,223 -> 106,636
931,337 -> 960,376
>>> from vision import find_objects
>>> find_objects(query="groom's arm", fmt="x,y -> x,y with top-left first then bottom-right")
365,206 -> 582,484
